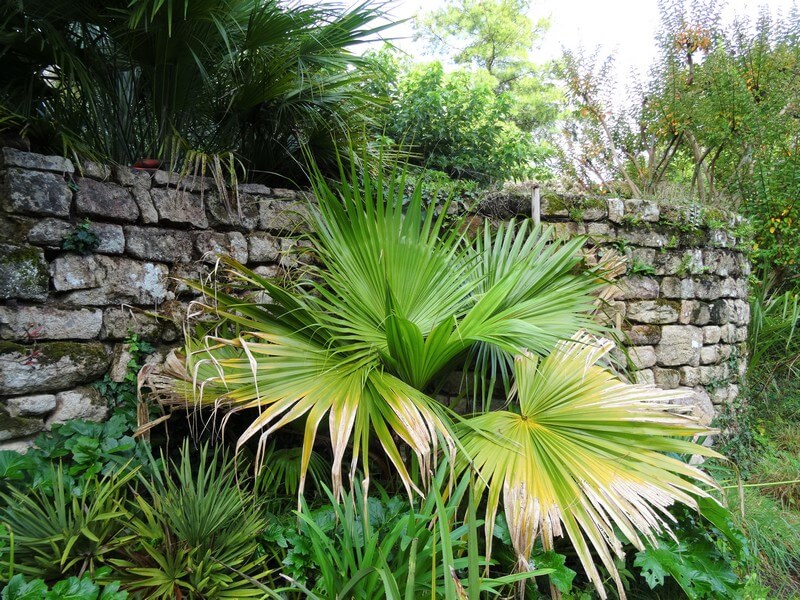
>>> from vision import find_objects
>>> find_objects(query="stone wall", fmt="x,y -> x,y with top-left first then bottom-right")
0,148 -> 750,447
0,148 -> 311,449
477,188 -> 750,427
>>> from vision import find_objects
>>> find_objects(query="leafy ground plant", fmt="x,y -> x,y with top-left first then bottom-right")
1,570 -> 126,600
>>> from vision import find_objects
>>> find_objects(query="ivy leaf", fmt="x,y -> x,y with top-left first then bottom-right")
533,550 -> 576,593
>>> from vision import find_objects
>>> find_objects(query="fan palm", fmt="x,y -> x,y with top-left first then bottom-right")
458,333 -> 722,599
152,156 -> 602,501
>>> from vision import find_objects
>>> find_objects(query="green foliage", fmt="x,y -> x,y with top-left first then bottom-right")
0,465 -> 137,582
61,220 -> 99,255
0,0 -> 388,183
112,443 -> 271,598
94,333 -> 154,420
1,571 -> 127,600
629,259 -> 656,276
379,60 -> 546,182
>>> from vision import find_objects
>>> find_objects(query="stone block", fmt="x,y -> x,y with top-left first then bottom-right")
627,300 -> 680,324
710,385 -> 730,404
634,369 -> 655,385
132,189 -> 159,224
51,254 -> 100,291
75,178 -> 139,222
733,300 -> 750,325
656,325 -> 703,366
700,346 -> 719,365
703,325 -> 721,344
616,276 -> 659,300
248,232 -> 281,263
150,188 -> 208,228
718,344 -> 733,360
252,264 -> 281,278
27,218 -> 72,247
699,364 -> 728,385
60,255 -> 170,306
80,160 -> 111,180
669,387 -> 714,426
3,168 -> 72,217
153,170 -> 213,193
630,345 -> 657,369
623,324 -> 661,345
112,165 -> 152,189
0,244 -> 48,301
194,231 -> 248,263
551,222 -> 582,239
47,386 -> 108,426
703,249 -> 738,277
735,326 -> 748,343
653,367 -> 680,389
661,277 -> 695,299
100,306 -> 178,341
585,222 -> 616,240
679,366 -> 701,387
1,148 -> 74,173
619,228 -> 669,248
624,199 -> 660,222
238,183 -> 271,195
720,323 -> 736,343
206,193 -> 260,231
709,299 -> 735,325
0,405 -> 44,441
5,393 -> 56,416
125,226 -> 193,263
259,199 -> 310,233
630,247 -> 656,267
0,305 -> 102,340
681,301 -> 711,326
0,341 -> 111,395
607,198 -> 624,223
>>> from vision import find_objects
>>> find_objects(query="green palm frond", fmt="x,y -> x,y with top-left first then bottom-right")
154,153 -> 602,502
458,332 -> 721,599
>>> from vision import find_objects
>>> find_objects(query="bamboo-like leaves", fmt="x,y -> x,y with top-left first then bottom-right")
458,332 -> 722,600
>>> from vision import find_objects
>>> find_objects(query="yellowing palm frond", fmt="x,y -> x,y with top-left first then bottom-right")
459,333 -> 721,599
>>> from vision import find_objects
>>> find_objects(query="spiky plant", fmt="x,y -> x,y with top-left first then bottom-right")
458,333 -> 721,599
150,157 -> 602,501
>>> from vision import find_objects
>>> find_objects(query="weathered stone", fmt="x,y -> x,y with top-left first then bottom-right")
733,300 -> 750,325
75,178 -> 139,222
252,264 -> 281,278
703,250 -> 738,277
708,229 -> 734,248
656,325 -> 703,366
653,367 -> 680,389
661,277 -> 695,299
50,254 -> 100,291
551,222 -> 582,239
132,189 -> 159,224
0,341 -> 111,395
616,276 -> 659,300
248,232 -> 281,263
720,323 -> 736,343
27,218 -> 72,247
630,345 -> 657,369
80,160 -> 111,180
47,386 -> 108,426
150,188 -> 208,228
206,193 -> 260,231
168,263 -> 207,297
109,344 -> 135,383
700,346 -> 719,365
0,305 -> 102,340
153,170 -> 212,193
5,393 -> 56,416
624,324 -> 661,345
100,306 -> 178,341
597,300 -> 626,327
3,168 -> 72,217
585,222 -> 616,240
194,231 -> 248,263
735,326 -> 748,343
699,364 -> 728,385
670,387 -> 714,426
624,199 -> 660,222
1,148 -> 74,173
124,226 -> 193,263
735,278 -> 748,299
91,223 -> 126,254
619,228 -> 669,248
710,385 -> 730,405
627,300 -> 680,324
682,301 -> 711,326
679,366 -> 701,387
112,165 -> 151,189
607,198 -> 624,223
718,344 -> 733,360
238,183 -> 271,195
634,369 -> 655,385
260,199 -> 310,233
0,405 -> 45,441
709,299 -> 734,325
703,326 -> 722,344
0,244 -> 48,301
60,256 -> 170,306
0,437 -> 36,452
0,214 -> 34,245
630,247 -> 656,267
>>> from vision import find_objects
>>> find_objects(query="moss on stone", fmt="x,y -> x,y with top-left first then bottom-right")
0,405 -> 44,440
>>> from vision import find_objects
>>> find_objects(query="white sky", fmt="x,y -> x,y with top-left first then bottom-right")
378,0 -> 799,82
